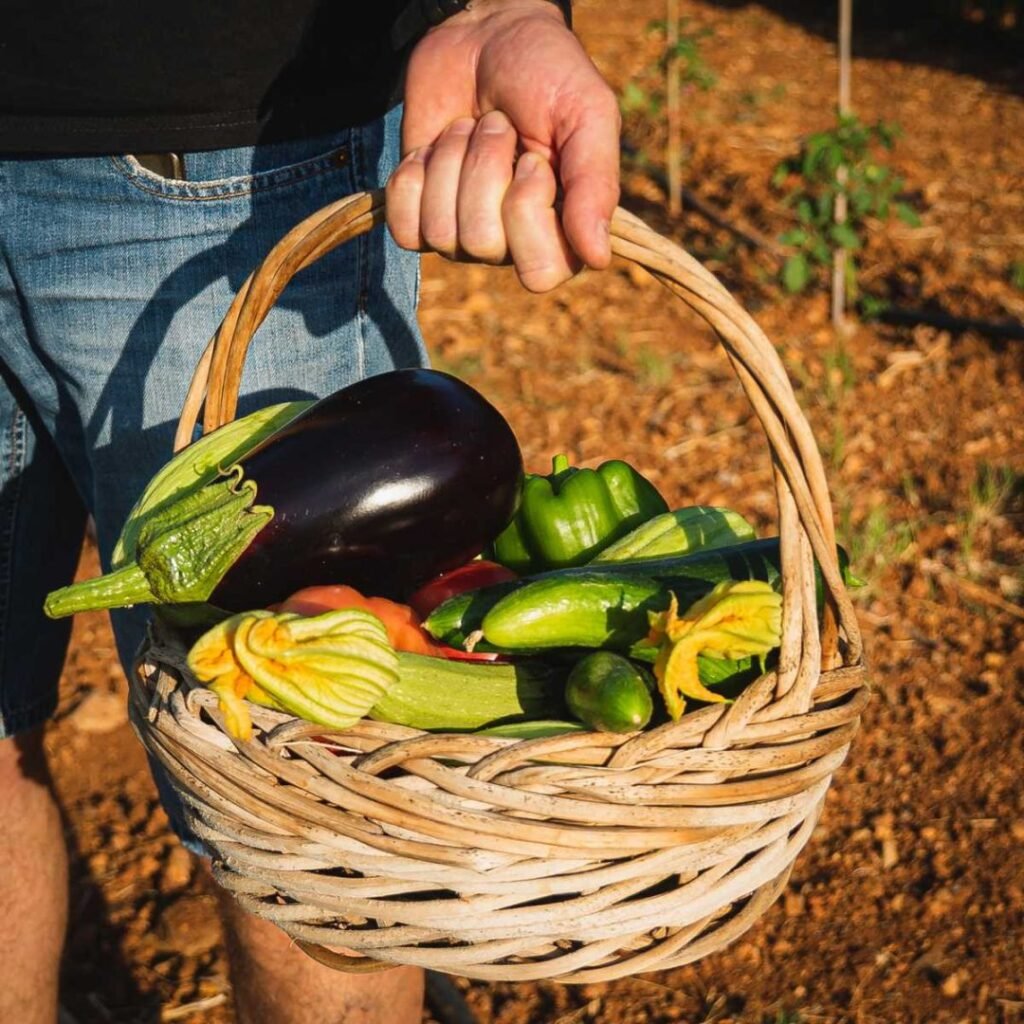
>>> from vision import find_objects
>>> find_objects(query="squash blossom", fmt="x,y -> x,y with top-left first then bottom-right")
647,580 -> 783,721
187,607 -> 399,740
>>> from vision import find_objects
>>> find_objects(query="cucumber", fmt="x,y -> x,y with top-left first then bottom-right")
423,580 -> 520,649
481,573 -> 668,651
426,539 -> 858,654
368,652 -> 565,731
566,652 -> 655,733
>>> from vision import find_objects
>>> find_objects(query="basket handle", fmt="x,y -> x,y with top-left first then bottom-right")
175,189 -> 862,709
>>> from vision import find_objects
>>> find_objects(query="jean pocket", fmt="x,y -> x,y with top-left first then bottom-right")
110,130 -> 353,201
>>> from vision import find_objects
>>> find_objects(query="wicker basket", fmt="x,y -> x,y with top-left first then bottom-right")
130,189 -> 869,984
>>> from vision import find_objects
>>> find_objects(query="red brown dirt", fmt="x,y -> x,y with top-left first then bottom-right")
48,2 -> 1023,1022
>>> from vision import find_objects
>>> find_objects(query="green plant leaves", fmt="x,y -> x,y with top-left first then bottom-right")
830,222 -> 862,250
1011,260 -> 1024,291
782,253 -> 811,293
779,228 -> 808,247
896,202 -> 922,227
773,112 -> 918,301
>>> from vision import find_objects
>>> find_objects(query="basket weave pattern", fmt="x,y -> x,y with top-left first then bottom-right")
132,190 -> 868,983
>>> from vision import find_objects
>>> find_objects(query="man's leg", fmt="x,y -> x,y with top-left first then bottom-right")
5,107 -> 428,1021
0,729 -> 68,1024
213,881 -> 424,1024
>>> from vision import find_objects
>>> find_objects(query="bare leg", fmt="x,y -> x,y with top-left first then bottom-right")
212,876 -> 425,1024
0,728 -> 68,1024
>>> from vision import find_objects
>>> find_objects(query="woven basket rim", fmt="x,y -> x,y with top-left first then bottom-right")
131,621 -> 867,982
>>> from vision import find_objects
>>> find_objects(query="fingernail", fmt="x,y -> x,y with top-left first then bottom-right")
515,153 -> 542,180
599,218 -> 610,241
449,118 -> 476,135
409,145 -> 432,164
479,110 -> 511,135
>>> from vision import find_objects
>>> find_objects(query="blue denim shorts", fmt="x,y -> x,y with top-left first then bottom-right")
0,107 -> 426,850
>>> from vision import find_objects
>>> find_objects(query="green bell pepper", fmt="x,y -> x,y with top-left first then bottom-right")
488,453 -> 669,572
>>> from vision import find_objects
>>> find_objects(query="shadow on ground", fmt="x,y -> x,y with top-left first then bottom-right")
702,0 -> 1024,95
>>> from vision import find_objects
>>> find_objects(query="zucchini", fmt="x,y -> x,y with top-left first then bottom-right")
368,652 -> 565,731
591,538 -> 859,612
566,652 -> 655,733
476,719 -> 586,739
481,573 -> 668,651
590,506 -> 756,563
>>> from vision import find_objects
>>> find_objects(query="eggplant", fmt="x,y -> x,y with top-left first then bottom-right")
213,369 -> 523,608
44,369 -> 523,618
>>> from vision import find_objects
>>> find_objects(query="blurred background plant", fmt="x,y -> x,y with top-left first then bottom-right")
771,114 -> 920,298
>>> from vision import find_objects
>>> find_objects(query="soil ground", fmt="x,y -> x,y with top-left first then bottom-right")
47,2 -> 1023,1022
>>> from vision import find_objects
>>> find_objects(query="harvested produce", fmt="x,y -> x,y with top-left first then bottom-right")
590,506 -> 755,563
422,580 -> 522,650
45,402 -> 310,621
214,370 -> 523,608
487,453 -> 668,573
187,607 -> 399,740
280,585 -> 440,656
45,369 -> 523,616
367,652 -> 565,731
476,719 -> 586,739
646,580 -> 783,720
565,652 -> 655,733
481,572 -> 668,650
427,537 -> 860,650
408,560 -> 518,619
113,401 -> 311,569
50,471 -> 274,616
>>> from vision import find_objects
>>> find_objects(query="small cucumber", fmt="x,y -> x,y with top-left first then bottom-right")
423,580 -> 520,649
566,652 -> 655,733
481,572 -> 668,651
368,652 -> 565,731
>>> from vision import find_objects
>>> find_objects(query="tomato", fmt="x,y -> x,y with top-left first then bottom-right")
408,560 -> 518,618
278,580 -> 516,662
279,585 -> 440,656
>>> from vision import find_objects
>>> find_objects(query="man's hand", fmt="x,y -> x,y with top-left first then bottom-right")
386,0 -> 620,292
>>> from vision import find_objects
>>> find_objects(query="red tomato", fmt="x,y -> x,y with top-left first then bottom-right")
408,560 -> 518,618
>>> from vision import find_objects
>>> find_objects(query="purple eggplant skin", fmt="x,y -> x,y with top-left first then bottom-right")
210,369 -> 524,610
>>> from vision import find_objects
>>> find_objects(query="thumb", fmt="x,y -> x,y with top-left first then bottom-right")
554,91 -> 621,269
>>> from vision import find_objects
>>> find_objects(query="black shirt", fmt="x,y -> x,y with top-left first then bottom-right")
0,1 -> 407,154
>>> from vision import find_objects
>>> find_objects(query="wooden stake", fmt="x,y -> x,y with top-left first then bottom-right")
832,0 -> 853,331
666,0 -> 682,216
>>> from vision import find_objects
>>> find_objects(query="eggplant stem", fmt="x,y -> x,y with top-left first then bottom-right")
44,563 -> 156,619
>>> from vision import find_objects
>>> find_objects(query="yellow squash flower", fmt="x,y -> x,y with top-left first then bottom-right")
647,580 -> 783,721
